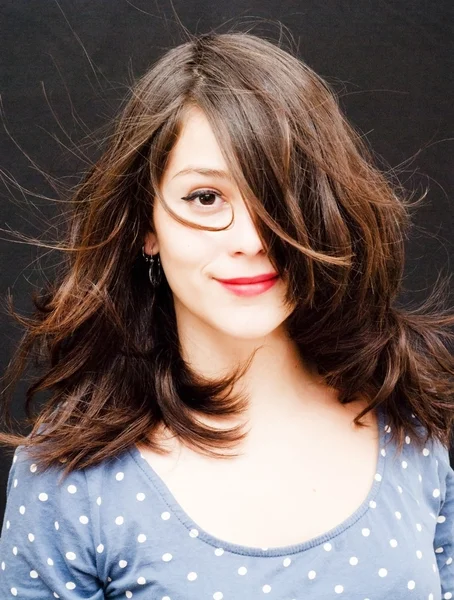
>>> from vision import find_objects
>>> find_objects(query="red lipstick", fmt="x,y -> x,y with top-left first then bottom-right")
215,273 -> 279,297
216,273 -> 278,284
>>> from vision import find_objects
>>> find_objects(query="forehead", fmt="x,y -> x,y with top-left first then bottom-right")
162,107 -> 230,183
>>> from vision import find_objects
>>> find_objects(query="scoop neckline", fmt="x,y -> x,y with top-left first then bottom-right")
128,404 -> 387,557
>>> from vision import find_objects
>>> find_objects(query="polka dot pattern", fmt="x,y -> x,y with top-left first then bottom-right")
1,410 -> 453,599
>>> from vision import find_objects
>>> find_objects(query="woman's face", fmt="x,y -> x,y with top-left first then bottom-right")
144,106 -> 293,341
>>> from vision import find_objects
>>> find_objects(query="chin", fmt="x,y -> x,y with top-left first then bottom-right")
215,320 -> 284,342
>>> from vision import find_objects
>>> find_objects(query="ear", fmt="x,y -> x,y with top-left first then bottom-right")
143,230 -> 159,255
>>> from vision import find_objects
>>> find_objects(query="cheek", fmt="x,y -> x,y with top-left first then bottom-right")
159,226 -> 217,290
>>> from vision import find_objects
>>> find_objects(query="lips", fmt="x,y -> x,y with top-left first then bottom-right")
215,273 -> 278,285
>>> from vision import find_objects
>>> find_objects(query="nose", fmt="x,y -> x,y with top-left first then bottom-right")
226,201 -> 265,257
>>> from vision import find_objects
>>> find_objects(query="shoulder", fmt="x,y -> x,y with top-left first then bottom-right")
5,444 -> 90,507
2,444 -> 98,553
0,446 -> 104,597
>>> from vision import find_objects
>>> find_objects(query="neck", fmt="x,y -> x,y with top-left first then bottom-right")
175,308 -> 336,433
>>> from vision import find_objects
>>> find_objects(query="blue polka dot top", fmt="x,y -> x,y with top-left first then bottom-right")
1,405 -> 453,599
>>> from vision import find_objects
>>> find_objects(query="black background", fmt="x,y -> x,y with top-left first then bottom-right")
1,0 -> 453,525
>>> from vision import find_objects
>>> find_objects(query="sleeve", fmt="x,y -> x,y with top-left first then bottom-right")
0,445 -> 104,599
433,440 -> 454,596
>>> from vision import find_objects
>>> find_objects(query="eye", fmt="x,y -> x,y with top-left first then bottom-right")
180,189 -> 224,208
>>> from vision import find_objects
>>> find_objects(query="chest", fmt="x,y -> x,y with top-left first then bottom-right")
137,406 -> 380,549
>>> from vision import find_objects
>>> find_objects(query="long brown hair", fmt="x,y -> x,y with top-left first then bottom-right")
1,30 -> 453,479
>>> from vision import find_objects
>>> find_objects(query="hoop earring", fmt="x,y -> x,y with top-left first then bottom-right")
141,245 -> 162,287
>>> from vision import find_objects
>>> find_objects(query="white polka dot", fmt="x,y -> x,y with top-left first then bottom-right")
136,492 -> 146,501
375,473 -> 382,481
28,533 -> 35,542
187,572 -> 197,581
380,448 -> 386,456
395,511 -> 402,519
47,558 -> 54,566
13,454 -> 17,463
362,528 -> 370,537
189,528 -> 199,538
369,500 -> 377,508
422,448 -> 430,456
115,516 -> 124,525
65,582 -> 76,590
408,580 -> 415,589
161,511 -> 171,520
215,548 -> 224,556
30,570 -> 39,578
435,546 -> 444,553
119,560 -> 127,568
97,544 -> 104,553
323,542 -> 332,551
349,556 -> 358,565
447,557 -> 453,565
433,488 -> 440,498
30,464 -> 37,473
405,435 -> 411,444
397,485 -> 403,494
416,523 -> 422,532
115,472 -> 124,481
96,496 -> 102,506
401,461 -> 408,469
125,592 -> 132,599
162,553 -> 172,562
213,593 -> 223,600
378,568 -> 387,577
11,588 -> 17,596
13,479 -> 18,488
390,539 -> 398,547
12,547 -> 17,555
79,515 -> 89,524
334,584 -> 344,593
54,521 -> 59,530
262,584 -> 271,593
438,515 -> 446,523
19,505 -> 25,515
38,493 -> 48,502
6,520 -> 10,529
238,566 -> 247,575
67,484 -> 77,494
137,576 -> 146,585
283,557 -> 291,567
1,561 -> 4,570
66,552 -> 76,560
137,534 -> 147,543
416,550 -> 422,559
444,593 -> 453,599
308,570 -> 316,579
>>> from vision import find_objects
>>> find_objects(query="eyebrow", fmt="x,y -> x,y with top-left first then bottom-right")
170,167 -> 235,182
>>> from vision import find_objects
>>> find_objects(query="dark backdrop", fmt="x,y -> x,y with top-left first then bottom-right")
1,0 -> 453,525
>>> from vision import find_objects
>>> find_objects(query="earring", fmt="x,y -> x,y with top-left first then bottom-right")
141,245 -> 162,287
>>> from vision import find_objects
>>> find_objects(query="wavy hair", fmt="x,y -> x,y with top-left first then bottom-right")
1,30 -> 453,478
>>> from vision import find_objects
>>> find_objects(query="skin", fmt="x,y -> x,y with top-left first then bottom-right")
143,106 -> 352,449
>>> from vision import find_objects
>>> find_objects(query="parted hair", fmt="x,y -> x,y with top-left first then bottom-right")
1,29 -> 453,479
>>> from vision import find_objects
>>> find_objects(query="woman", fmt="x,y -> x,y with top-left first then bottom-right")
0,31 -> 453,599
